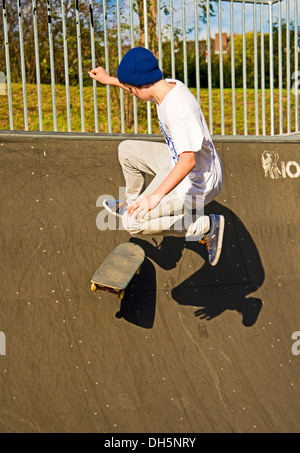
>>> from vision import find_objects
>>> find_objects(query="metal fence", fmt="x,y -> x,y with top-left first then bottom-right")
1,0 -> 299,135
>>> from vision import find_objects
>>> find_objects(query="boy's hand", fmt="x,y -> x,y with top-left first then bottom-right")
128,195 -> 162,219
88,67 -> 112,85
88,67 -> 130,91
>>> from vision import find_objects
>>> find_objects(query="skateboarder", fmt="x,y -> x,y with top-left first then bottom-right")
88,47 -> 224,266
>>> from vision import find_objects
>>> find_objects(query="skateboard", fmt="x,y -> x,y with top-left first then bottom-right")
91,242 -> 145,299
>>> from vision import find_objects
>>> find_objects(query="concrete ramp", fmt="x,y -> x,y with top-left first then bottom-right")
0,133 -> 299,433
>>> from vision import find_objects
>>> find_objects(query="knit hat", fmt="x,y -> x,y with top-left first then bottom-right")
117,47 -> 163,87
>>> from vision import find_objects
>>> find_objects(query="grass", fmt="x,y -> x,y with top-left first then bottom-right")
0,82 -> 299,135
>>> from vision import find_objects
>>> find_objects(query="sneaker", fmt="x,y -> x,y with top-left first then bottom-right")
199,214 -> 225,266
103,199 -> 128,217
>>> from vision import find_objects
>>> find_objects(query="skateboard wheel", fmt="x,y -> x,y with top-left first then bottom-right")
118,290 -> 125,300
91,282 -> 97,292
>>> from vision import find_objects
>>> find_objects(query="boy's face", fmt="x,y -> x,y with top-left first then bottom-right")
126,85 -> 153,102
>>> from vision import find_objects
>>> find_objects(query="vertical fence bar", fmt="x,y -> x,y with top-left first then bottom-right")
269,2 -> 274,135
286,0 -> 291,133
2,0 -> 13,130
170,0 -> 175,78
230,0 -> 236,135
194,0 -> 200,103
261,3 -> 266,135
182,0 -> 188,85
130,0 -> 138,134
294,0 -> 299,132
242,2 -> 247,135
143,0 -> 149,50
218,0 -> 225,135
143,0 -> 152,134
61,0 -> 71,131
89,0 -> 99,133
47,0 -> 57,131
253,2 -> 259,135
116,0 -> 125,133
206,0 -> 213,133
17,0 -> 28,131
278,0 -> 283,135
103,0 -> 112,133
157,0 -> 163,72
32,0 -> 43,131
75,0 -> 85,132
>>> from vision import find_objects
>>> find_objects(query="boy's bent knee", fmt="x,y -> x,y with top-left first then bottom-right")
122,211 -> 144,235
118,140 -> 136,164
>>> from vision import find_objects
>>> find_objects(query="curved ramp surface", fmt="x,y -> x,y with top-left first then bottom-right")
0,133 -> 299,433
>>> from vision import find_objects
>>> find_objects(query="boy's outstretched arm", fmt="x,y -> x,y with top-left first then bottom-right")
88,67 -> 130,92
128,151 -> 196,219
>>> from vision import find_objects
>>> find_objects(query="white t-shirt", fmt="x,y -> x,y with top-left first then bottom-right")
156,79 -> 222,204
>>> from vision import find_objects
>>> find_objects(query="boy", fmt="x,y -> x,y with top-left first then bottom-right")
88,47 -> 224,266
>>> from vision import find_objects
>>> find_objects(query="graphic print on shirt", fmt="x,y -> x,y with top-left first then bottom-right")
158,119 -> 179,164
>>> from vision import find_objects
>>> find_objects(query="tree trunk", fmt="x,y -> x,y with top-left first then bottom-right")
136,0 -> 157,56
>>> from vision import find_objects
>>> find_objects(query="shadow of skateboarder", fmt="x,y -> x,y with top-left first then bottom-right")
123,201 -> 264,328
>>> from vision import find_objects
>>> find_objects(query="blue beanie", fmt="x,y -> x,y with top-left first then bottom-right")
117,47 -> 163,87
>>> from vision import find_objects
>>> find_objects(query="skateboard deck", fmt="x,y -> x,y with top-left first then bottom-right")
91,242 -> 145,299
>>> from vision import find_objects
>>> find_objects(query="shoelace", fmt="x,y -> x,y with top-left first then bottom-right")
199,235 -> 210,250
112,201 -> 127,213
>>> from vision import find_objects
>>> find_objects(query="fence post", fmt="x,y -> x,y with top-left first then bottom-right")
2,0 -> 13,130
0,71 -> 5,95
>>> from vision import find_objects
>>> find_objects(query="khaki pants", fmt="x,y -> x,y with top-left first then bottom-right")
119,140 -> 221,239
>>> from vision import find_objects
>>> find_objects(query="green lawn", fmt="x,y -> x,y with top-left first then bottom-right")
0,83 -> 299,135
